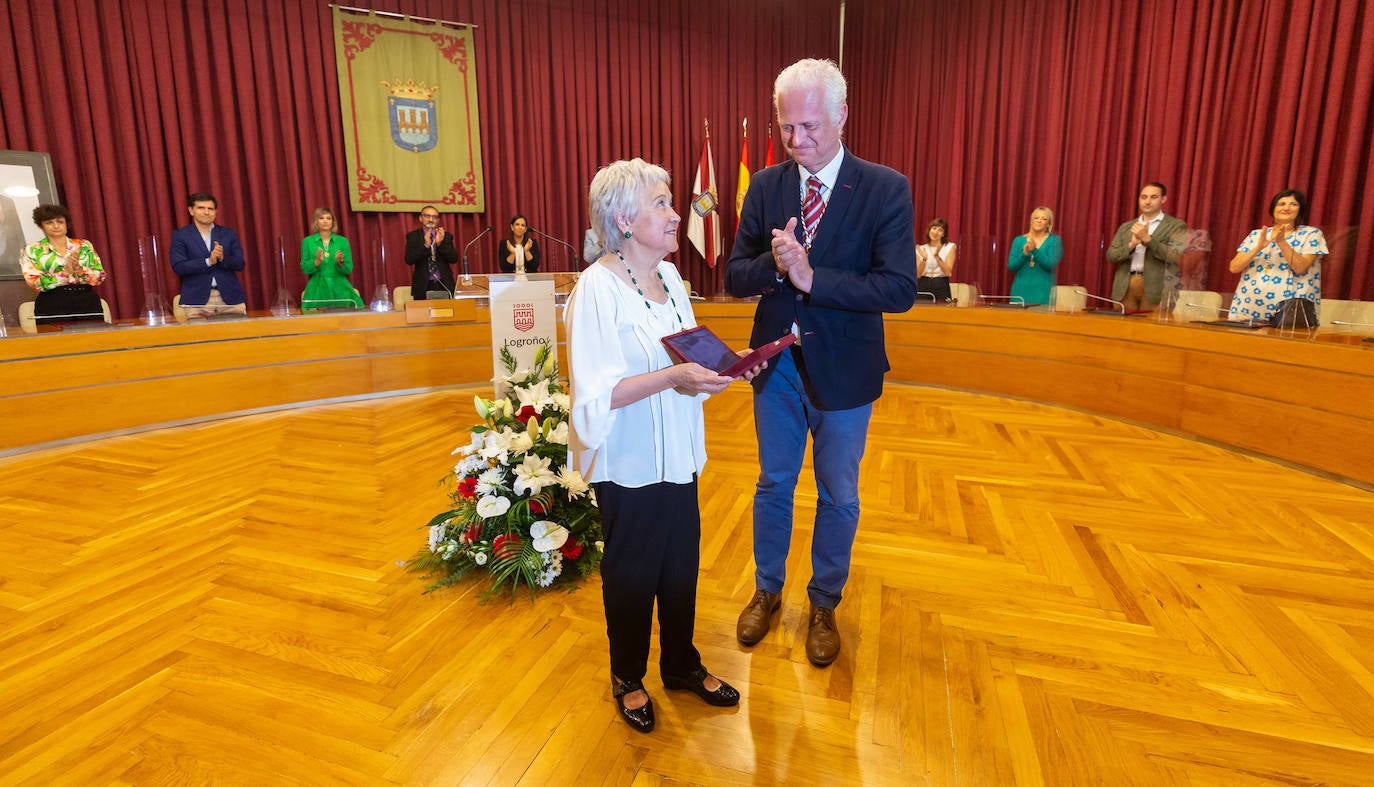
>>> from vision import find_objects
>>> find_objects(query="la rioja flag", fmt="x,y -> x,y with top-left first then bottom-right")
686,123 -> 721,267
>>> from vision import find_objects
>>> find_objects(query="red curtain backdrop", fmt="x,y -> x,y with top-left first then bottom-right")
843,0 -> 1374,302
0,0 -> 839,317
2,0 -> 1369,318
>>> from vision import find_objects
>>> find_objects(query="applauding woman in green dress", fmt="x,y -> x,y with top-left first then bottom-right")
300,207 -> 363,311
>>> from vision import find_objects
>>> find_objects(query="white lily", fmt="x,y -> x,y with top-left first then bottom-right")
512,454 -> 557,496
548,421 -> 569,446
515,378 -> 554,412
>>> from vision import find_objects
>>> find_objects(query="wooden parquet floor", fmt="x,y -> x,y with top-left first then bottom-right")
3,383 -> 1374,785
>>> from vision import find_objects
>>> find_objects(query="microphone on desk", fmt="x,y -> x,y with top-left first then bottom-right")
1183,302 -> 1233,318
528,228 -> 580,272
462,226 -> 494,285
979,294 -> 1026,307
1073,288 -> 1127,314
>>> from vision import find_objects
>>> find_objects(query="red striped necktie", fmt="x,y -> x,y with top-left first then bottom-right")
802,175 -> 824,249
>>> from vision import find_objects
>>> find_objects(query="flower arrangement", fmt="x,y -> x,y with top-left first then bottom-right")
408,345 -> 602,601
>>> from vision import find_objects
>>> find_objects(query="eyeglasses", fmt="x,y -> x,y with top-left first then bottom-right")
420,213 -> 439,219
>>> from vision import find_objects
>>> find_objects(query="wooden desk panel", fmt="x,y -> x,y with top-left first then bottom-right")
6,301 -> 1372,485
694,302 -> 1374,485
0,312 -> 496,453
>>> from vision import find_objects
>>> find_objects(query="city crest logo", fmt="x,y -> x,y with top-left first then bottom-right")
513,303 -> 535,333
382,79 -> 438,153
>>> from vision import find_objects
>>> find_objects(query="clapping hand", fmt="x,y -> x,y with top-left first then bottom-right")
770,217 -> 815,292
316,248 -> 326,264
1130,220 -> 1151,246
209,241 -> 224,265
335,250 -> 344,264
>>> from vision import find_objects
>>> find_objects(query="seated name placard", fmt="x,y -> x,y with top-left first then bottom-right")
661,325 -> 796,378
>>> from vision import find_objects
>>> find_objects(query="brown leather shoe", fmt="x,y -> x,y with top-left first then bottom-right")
805,605 -> 841,667
736,589 -> 781,646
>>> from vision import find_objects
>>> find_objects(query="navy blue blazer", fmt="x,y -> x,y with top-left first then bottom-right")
724,149 -> 917,410
170,223 -> 247,306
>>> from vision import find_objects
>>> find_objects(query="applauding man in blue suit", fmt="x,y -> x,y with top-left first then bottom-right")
170,192 -> 247,318
725,58 -> 917,667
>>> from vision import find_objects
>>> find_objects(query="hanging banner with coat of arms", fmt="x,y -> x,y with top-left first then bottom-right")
333,10 -> 485,212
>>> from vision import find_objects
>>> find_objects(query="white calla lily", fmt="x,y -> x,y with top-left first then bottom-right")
476,495 -> 511,518
529,520 -> 569,552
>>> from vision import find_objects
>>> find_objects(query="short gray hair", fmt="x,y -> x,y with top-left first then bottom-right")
587,158 -> 671,255
773,58 -> 847,125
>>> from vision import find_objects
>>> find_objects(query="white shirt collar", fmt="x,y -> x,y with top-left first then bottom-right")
801,146 -> 846,194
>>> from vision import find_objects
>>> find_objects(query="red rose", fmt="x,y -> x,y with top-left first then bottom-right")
457,477 -> 479,498
493,533 -> 522,559
560,540 -> 583,560
514,405 -> 538,424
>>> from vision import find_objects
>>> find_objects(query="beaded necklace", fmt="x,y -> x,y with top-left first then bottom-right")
619,251 -> 683,328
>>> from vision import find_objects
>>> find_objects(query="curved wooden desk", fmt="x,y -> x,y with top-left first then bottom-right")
0,306 -> 501,455
694,301 -> 1374,486
6,297 -> 1373,486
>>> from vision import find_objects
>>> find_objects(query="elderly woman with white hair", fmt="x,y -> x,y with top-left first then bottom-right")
566,158 -> 756,733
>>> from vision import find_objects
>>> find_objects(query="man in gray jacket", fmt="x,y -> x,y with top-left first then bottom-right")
1106,182 -> 1186,311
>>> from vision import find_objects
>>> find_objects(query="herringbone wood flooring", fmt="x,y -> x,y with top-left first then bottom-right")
3,383 -> 1374,785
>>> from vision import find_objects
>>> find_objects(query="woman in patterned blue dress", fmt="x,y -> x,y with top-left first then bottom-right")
1227,190 -> 1328,323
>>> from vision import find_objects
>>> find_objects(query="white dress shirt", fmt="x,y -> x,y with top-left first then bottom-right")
1131,213 -> 1165,273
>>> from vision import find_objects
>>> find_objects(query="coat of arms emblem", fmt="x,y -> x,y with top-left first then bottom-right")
513,303 -> 535,332
383,79 -> 438,153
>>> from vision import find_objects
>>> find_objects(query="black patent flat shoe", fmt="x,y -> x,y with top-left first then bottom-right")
662,666 -> 740,707
612,675 -> 655,733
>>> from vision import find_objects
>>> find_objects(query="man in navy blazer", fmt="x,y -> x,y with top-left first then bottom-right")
725,58 -> 917,667
170,192 -> 247,317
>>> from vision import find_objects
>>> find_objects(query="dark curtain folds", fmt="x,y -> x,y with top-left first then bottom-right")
0,0 -> 839,317
844,0 -> 1373,301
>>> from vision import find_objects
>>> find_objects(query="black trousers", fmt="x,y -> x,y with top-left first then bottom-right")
34,284 -> 103,325
596,479 -> 703,682
917,275 -> 952,302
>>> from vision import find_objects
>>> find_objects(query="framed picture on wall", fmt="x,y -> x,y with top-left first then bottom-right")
0,150 -> 58,280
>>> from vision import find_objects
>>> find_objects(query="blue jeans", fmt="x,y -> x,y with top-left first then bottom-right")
752,348 -> 872,609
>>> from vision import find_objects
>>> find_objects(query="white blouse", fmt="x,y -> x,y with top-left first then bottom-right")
919,241 -> 955,278
565,260 -> 707,487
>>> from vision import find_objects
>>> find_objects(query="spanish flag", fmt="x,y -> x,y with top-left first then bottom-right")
736,118 -> 750,218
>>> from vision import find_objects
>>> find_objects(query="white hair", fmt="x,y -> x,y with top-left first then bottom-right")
773,58 -> 847,124
587,158 -> 671,255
